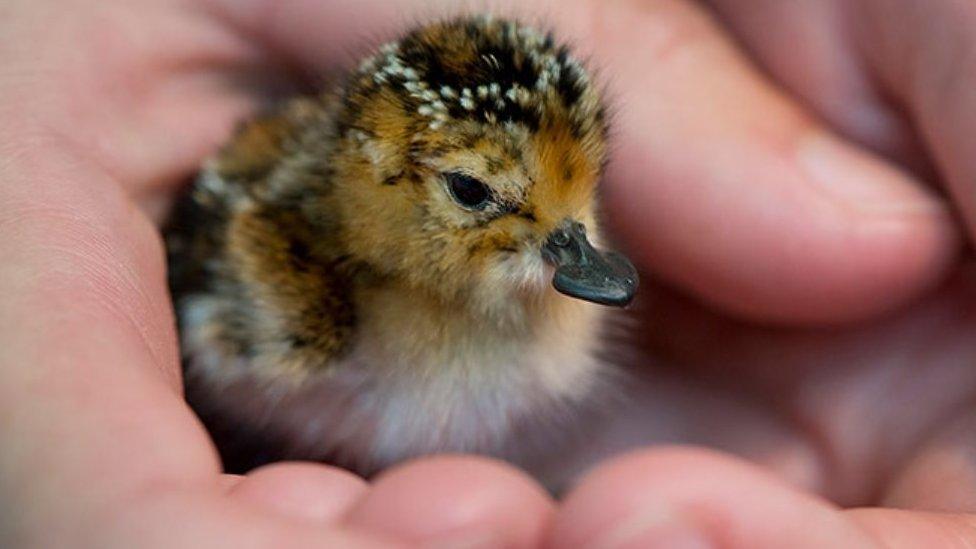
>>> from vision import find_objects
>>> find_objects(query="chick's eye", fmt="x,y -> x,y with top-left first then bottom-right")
445,172 -> 491,210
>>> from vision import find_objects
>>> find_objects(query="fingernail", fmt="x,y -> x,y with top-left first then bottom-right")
796,132 -> 945,215
593,504 -> 711,549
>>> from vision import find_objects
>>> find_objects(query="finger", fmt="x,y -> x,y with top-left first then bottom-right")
229,462 -> 368,523
1,0 -> 272,205
206,0 -> 959,323
92,489 -> 399,549
701,0 -> 931,173
711,0 -> 976,248
581,0 -> 957,323
548,447 -> 878,548
883,410 -> 976,512
221,474 -> 245,490
637,265 -> 976,506
343,456 -> 553,548
854,0 -> 976,244
849,509 -> 976,549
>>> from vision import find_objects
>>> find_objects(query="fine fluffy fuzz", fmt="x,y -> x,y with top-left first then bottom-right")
166,15 -> 623,482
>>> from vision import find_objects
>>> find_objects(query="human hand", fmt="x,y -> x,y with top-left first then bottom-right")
3,0 -> 976,547
0,2 -> 553,547
554,0 -> 976,546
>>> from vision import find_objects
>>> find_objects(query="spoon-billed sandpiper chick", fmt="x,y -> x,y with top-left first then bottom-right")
166,14 -> 638,482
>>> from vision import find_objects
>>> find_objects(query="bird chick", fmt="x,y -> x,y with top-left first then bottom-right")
166,15 -> 638,482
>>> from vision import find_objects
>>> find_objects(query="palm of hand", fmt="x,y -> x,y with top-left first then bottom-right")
4,0 -> 976,547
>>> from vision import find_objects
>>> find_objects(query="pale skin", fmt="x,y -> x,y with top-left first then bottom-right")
3,0 -> 976,547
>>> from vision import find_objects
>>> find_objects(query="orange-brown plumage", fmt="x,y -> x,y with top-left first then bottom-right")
166,15 -> 636,483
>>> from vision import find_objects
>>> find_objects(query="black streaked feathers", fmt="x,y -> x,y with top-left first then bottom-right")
343,16 -> 606,138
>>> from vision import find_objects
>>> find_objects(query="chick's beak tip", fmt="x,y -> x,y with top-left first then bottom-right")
541,221 -> 638,307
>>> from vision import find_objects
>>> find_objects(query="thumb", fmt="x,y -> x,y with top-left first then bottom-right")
707,0 -> 976,250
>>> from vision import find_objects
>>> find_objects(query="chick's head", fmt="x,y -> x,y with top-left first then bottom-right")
328,16 -> 636,312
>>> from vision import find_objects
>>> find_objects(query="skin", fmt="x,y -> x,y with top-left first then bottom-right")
4,0 -> 976,547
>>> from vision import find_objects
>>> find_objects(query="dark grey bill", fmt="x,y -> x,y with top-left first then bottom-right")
542,221 -> 638,307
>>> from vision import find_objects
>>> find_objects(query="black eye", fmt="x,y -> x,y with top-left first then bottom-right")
445,172 -> 491,210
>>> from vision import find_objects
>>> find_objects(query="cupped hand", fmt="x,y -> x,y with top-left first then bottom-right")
0,1 -> 553,547
3,0 -> 976,547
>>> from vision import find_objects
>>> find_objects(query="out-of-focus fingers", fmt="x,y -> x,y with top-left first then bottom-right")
716,0 -> 976,249
578,0 -> 957,323
229,462 -> 368,523
853,0 -> 976,245
90,489 -> 400,549
882,411 -> 976,513
343,455 -> 553,549
849,508 -> 976,549
702,0 -> 931,173
221,474 -> 245,490
548,447 -> 878,549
